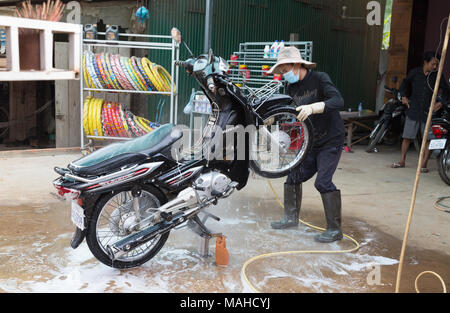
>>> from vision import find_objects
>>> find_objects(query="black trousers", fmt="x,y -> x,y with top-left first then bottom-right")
286,145 -> 343,194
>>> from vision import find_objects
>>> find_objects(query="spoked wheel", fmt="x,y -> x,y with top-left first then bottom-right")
366,121 -> 386,152
249,107 -> 313,178
86,185 -> 169,269
437,146 -> 450,186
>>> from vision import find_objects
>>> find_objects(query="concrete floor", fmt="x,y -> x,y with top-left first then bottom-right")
0,145 -> 448,293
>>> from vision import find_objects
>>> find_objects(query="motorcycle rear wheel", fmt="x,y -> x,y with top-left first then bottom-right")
437,146 -> 450,186
249,107 -> 313,179
86,185 -> 169,269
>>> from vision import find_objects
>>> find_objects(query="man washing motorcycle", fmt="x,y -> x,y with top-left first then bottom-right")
267,47 -> 346,243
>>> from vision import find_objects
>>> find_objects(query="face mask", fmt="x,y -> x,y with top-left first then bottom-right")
283,69 -> 299,84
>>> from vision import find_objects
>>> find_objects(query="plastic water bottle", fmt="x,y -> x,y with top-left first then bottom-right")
264,45 -> 270,59
270,41 -> 278,59
358,102 -> 363,116
277,40 -> 285,58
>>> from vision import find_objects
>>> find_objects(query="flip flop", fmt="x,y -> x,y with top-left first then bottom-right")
391,162 -> 405,168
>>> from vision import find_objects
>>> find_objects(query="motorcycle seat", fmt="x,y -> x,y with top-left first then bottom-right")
68,124 -> 182,176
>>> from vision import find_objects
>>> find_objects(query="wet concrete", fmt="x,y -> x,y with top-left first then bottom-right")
0,145 -> 449,293
0,197 -> 448,293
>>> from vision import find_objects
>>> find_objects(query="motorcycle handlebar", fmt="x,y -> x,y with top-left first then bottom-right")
175,60 -> 186,67
175,60 -> 193,72
216,75 -> 230,85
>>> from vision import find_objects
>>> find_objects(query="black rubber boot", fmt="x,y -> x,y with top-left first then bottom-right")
314,190 -> 343,243
271,183 -> 302,229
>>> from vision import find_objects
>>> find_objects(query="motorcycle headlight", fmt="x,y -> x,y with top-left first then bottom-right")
218,58 -> 230,73
193,58 -> 208,72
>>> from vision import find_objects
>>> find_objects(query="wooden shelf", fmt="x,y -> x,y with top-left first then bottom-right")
0,69 -> 77,81
0,16 -> 82,81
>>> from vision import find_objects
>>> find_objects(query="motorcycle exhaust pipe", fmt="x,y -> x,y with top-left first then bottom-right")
106,184 -> 239,260
106,194 -> 210,261
106,200 -> 217,260
106,211 -> 187,260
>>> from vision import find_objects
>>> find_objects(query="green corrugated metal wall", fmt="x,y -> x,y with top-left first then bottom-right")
146,0 -> 386,125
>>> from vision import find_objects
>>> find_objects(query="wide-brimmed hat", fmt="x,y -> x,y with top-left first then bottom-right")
267,46 -> 316,74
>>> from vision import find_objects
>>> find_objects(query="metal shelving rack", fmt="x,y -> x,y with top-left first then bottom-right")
80,31 -> 180,150
227,41 -> 313,92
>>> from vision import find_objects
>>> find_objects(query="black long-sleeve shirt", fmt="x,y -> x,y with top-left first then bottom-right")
399,67 -> 449,122
287,70 -> 345,149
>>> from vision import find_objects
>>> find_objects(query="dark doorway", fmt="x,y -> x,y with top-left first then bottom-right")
407,0 -> 429,72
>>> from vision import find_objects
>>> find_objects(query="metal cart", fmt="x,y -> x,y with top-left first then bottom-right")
227,41 -> 313,93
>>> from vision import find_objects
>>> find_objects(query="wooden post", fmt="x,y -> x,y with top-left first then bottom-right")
386,0 -> 414,90
5,26 -> 19,72
40,29 -> 53,71
395,13 -> 450,293
55,42 -> 80,147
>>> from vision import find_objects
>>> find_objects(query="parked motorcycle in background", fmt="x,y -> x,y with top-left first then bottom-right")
367,77 -> 409,152
430,101 -> 450,185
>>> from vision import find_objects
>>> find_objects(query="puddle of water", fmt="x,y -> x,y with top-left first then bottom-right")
0,200 -> 448,293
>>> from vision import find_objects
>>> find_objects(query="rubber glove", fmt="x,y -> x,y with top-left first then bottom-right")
296,102 -> 325,121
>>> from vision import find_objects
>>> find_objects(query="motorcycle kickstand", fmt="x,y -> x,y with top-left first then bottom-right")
187,212 -> 222,258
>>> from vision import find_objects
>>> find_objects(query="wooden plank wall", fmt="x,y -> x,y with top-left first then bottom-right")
386,0 -> 414,89
55,42 -> 80,148
8,81 -> 37,142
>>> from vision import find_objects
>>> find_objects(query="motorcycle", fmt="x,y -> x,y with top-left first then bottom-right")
430,101 -> 450,185
52,28 -> 313,269
367,78 -> 409,153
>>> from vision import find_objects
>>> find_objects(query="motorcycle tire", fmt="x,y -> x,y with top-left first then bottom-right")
249,107 -> 313,179
437,145 -> 450,186
86,184 -> 170,269
366,121 -> 387,153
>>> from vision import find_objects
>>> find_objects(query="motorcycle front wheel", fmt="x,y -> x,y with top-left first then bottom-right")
366,120 -> 387,153
85,185 -> 169,269
249,107 -> 313,179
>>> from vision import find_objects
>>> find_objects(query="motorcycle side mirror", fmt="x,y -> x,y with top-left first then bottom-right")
392,76 -> 398,83
171,27 -> 182,44
171,27 -> 195,58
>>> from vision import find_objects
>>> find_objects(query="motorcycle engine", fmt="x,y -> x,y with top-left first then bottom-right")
194,171 -> 231,200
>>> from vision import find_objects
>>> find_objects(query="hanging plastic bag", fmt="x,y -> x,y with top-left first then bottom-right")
183,89 -> 197,115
